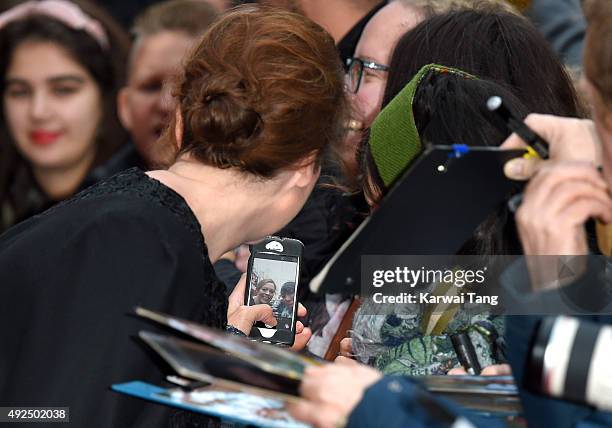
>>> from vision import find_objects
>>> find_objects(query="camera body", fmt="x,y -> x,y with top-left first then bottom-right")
244,236 -> 303,346
526,316 -> 612,411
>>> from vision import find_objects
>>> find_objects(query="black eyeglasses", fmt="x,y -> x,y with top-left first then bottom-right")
345,57 -> 390,94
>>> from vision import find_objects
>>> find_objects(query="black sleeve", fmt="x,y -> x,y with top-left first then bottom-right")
0,197 -> 224,428
213,258 -> 243,293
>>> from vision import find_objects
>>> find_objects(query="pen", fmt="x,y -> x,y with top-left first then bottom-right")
486,96 -> 549,159
451,332 -> 482,375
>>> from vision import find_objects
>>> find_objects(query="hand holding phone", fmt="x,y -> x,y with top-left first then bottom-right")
227,275 -> 312,350
227,275 -> 277,333
244,236 -> 303,346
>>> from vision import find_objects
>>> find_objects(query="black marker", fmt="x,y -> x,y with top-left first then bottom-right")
451,332 -> 482,375
486,96 -> 549,159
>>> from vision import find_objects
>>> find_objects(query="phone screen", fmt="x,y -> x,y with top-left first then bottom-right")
247,255 -> 299,333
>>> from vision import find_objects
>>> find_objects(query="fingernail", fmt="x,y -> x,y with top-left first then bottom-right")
505,160 -> 523,178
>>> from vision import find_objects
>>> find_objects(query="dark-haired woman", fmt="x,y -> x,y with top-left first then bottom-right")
0,0 -> 130,233
0,5 -> 347,427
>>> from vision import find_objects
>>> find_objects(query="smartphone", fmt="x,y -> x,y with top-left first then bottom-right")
245,236 -> 303,346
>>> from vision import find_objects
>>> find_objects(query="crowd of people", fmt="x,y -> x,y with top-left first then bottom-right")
0,0 -> 610,427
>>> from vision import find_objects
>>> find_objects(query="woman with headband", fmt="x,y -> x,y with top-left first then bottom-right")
0,0 -> 130,233
0,5 -> 347,427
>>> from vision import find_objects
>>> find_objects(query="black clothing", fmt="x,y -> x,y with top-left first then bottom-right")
83,142 -> 145,188
1,143 -> 143,234
0,164 -> 54,234
336,1 -> 387,68
214,258 -> 243,294
0,168 -> 227,428
276,172 -> 365,288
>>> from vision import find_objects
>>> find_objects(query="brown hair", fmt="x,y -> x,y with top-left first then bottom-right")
159,5 -> 348,177
256,279 -> 276,291
584,0 -> 612,105
132,0 -> 218,40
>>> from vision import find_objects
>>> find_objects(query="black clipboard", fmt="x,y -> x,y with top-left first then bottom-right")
310,145 -> 526,294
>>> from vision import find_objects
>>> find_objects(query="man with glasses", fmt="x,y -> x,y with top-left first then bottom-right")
342,0 -> 425,176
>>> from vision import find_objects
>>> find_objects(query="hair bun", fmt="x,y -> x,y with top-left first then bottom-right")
185,79 -> 263,167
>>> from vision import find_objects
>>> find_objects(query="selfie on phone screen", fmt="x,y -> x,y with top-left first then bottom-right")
245,237 -> 303,345
248,258 -> 298,331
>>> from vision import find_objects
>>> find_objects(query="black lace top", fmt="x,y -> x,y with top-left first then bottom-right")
0,168 -> 227,427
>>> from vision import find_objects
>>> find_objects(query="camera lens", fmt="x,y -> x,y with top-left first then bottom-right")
526,316 -> 612,411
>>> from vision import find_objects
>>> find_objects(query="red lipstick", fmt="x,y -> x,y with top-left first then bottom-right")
30,130 -> 61,146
